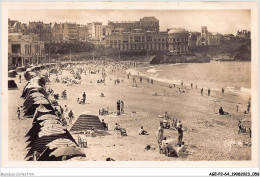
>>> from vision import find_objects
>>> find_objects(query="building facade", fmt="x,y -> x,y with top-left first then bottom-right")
51,23 -> 63,43
8,33 -> 45,67
78,25 -> 89,42
168,28 -> 189,55
237,30 -> 250,40
62,22 -> 78,42
87,22 -> 103,41
28,21 -> 52,43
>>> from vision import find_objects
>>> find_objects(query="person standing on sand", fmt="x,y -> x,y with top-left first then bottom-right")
17,107 -> 20,119
140,77 -> 142,83
157,125 -> 164,144
120,101 -> 124,114
236,104 -> 239,112
151,79 -> 153,84
191,83 -> 193,88
177,122 -> 183,147
19,74 -> 21,83
222,88 -> 225,95
117,100 -> 121,115
208,88 -> 210,96
201,88 -> 203,96
64,105 -> 68,113
82,92 -> 86,104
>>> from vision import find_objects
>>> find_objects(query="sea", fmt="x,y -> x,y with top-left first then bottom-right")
127,61 -> 251,95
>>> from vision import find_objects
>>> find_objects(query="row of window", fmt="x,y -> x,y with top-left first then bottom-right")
110,43 -> 169,50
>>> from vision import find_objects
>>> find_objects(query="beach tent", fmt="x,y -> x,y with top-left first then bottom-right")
26,118 -> 61,137
8,80 -> 18,90
16,67 -> 26,72
23,93 -> 45,106
25,132 -> 77,158
23,100 -> 53,118
32,104 -> 53,121
35,114 -> 59,122
8,71 -> 16,78
50,68 -> 58,74
70,112 -> 105,132
21,85 -> 42,98
22,87 -> 47,99
26,125 -> 67,143
23,97 -> 49,111
9,70 -> 18,75
38,139 -> 78,161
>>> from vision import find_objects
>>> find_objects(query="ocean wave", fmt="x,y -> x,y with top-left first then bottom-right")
147,69 -> 157,73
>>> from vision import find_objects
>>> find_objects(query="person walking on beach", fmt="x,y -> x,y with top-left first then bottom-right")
68,110 -> 74,124
181,82 -> 183,87
120,101 -> 124,114
247,101 -> 251,113
117,100 -> 121,116
177,121 -> 183,147
208,88 -> 210,96
201,87 -> 203,96
140,77 -> 142,83
82,92 -> 86,104
151,79 -> 153,84
236,104 -> 239,112
19,74 -> 21,83
222,88 -> 225,95
64,105 -> 68,113
17,107 -> 20,119
157,125 -> 164,144
191,83 -> 193,88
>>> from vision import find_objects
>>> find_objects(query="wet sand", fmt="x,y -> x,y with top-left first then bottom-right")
8,62 -> 251,161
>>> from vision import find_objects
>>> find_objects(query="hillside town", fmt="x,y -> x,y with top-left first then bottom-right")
8,16 -> 251,68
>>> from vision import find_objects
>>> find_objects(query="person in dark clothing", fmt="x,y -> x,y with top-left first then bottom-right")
101,119 -> 107,130
222,88 -> 225,95
117,100 -> 121,115
17,107 -> 20,119
201,87 -> 203,96
219,107 -> 224,115
238,120 -> 243,134
208,88 -> 210,96
19,74 -> 22,83
177,125 -> 183,147
82,92 -> 86,103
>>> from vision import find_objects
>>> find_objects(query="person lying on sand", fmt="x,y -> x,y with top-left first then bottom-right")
114,123 -> 121,131
139,126 -> 149,135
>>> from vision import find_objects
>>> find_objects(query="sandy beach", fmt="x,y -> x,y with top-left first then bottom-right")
8,62 -> 251,161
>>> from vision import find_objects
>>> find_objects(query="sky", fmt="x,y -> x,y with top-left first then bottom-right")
9,9 -> 251,34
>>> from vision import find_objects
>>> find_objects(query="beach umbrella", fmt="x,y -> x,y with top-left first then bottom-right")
49,146 -> 85,157
47,138 -> 76,150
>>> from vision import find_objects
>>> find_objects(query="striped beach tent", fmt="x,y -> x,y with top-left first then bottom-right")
47,138 -> 77,150
26,124 -> 66,143
70,112 -> 105,132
